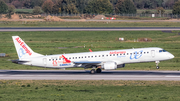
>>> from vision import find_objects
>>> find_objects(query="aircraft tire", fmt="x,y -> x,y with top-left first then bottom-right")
156,66 -> 160,69
96,68 -> 102,73
90,69 -> 96,74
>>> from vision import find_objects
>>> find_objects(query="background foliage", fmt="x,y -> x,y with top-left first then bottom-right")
85,0 -> 113,14
0,0 -> 8,14
115,0 -> 137,14
172,0 -> 180,14
1,0 -> 180,14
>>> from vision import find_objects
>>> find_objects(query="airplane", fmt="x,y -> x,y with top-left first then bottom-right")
12,36 -> 174,74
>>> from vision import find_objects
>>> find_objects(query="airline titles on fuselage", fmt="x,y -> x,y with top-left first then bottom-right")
49,50 -> 146,67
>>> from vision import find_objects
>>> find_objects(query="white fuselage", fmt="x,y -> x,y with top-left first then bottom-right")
20,47 -> 174,69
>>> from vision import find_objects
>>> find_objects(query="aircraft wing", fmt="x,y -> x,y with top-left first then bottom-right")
74,61 -> 101,64
73,61 -> 102,68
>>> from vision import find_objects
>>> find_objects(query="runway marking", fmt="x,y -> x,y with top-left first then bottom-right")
165,76 -> 180,77
1,27 -> 180,31
0,70 -> 180,80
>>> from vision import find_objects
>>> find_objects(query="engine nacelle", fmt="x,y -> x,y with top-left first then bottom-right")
117,64 -> 125,68
101,62 -> 117,70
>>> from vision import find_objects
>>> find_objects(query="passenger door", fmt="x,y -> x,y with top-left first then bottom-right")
43,58 -> 47,67
151,50 -> 155,58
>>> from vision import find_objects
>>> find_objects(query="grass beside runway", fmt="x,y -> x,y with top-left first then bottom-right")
0,21 -> 180,27
0,80 -> 180,101
0,31 -> 180,70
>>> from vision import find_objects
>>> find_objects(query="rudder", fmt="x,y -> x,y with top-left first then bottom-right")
12,36 -> 44,60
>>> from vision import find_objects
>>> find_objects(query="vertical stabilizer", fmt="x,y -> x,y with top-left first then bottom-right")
12,36 -> 44,60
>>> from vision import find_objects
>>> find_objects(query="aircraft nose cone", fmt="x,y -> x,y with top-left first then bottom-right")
169,54 -> 174,59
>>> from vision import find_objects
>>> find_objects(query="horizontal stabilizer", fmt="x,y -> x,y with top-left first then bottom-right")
11,59 -> 29,64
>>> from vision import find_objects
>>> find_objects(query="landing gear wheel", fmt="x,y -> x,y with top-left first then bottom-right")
156,66 -> 160,69
90,69 -> 96,74
96,68 -> 102,73
155,61 -> 160,69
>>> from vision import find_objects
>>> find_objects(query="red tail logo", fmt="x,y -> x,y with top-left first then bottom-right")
15,37 -> 32,56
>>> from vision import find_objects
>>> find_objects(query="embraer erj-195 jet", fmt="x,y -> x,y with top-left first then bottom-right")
12,36 -> 174,74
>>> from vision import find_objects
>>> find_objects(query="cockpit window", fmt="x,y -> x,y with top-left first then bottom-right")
159,49 -> 166,52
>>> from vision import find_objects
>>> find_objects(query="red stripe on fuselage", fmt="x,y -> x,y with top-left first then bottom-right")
62,55 -> 71,63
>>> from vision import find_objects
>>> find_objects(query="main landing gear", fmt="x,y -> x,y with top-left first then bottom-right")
90,69 -> 96,74
90,66 -> 102,74
155,61 -> 160,69
96,68 -> 102,73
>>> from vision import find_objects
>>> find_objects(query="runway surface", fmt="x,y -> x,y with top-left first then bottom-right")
0,70 -> 180,80
0,27 -> 180,31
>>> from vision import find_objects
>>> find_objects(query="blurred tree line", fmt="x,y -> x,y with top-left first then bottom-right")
133,0 -> 179,9
0,0 -> 15,18
0,0 -> 180,14
2,0 -> 179,9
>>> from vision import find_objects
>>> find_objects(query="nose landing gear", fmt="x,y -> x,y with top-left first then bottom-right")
155,61 -> 160,69
156,66 -> 159,69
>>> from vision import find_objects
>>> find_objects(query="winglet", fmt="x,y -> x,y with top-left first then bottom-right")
89,49 -> 92,52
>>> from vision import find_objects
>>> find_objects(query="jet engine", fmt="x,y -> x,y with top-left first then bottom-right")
117,64 -> 125,68
101,62 -> 117,70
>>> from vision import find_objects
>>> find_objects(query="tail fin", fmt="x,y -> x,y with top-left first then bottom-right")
12,36 -> 44,60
